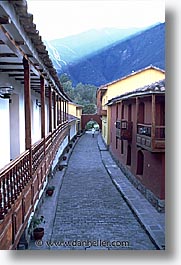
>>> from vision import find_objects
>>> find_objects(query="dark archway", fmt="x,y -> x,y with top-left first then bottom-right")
81,114 -> 102,130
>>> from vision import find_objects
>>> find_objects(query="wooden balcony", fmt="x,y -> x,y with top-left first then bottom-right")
0,121 -> 69,249
100,109 -> 107,116
116,120 -> 133,141
136,123 -> 165,152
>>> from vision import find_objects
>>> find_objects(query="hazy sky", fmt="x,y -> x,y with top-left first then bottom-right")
27,0 -> 165,40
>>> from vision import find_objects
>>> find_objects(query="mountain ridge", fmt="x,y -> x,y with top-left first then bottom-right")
45,23 -> 165,86
45,26 -> 149,64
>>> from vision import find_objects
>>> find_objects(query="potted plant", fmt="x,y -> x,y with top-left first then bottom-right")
69,142 -> 73,148
30,215 -> 45,240
58,165 -> 64,171
66,147 -> 70,153
62,155 -> 67,161
46,185 -> 55,196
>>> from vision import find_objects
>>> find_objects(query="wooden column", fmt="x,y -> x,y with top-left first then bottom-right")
23,57 -> 32,189
136,97 -> 139,127
65,101 -> 67,121
62,100 -> 65,122
48,86 -> 52,133
59,97 -> 62,125
56,95 -> 59,126
40,76 -> 45,139
53,91 -> 56,129
151,94 -> 156,148
67,101 -> 69,122
23,57 -> 32,150
120,101 -> 122,120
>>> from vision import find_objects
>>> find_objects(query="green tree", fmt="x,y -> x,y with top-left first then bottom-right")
59,74 -> 97,114
59,73 -> 70,83
82,104 -> 97,114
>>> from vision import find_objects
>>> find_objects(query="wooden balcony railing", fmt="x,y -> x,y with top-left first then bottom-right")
100,109 -> 107,116
97,107 -> 107,116
0,150 -> 31,221
136,123 -> 165,152
0,121 -> 69,249
115,120 -> 133,141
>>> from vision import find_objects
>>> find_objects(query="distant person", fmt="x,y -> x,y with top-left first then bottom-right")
92,127 -> 95,138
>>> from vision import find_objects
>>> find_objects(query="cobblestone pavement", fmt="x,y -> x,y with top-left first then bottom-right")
44,133 -> 156,250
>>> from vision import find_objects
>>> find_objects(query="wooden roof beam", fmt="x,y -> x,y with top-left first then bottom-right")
0,53 -> 17,57
0,69 -> 24,72
0,62 -> 22,66
9,73 -> 37,77
0,26 -> 23,58
0,16 -> 11,24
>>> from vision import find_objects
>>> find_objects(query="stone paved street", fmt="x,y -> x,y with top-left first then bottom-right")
46,133 -> 156,250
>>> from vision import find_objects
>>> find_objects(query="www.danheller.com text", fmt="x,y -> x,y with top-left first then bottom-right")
35,239 -> 130,248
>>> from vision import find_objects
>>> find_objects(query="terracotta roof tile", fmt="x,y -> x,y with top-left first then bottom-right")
107,79 -> 165,105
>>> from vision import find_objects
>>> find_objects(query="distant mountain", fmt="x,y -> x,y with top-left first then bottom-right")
45,27 -> 147,67
45,23 -> 165,86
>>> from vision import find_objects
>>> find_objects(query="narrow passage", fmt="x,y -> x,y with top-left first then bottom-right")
50,133 -> 156,250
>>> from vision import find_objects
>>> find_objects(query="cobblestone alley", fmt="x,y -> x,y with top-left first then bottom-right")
29,132 -> 157,250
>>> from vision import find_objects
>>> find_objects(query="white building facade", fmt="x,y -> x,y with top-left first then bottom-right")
0,1 -> 77,249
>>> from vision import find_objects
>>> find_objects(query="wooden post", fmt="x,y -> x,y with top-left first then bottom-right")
23,57 -> 32,150
67,101 -> 69,122
23,57 -> 32,184
57,95 -> 59,126
136,97 -> 139,123
151,94 -> 156,149
48,86 -> 52,133
136,97 -> 139,133
59,97 -> 62,125
65,101 -> 67,122
53,91 -> 56,129
40,76 -> 45,139
62,100 -> 65,122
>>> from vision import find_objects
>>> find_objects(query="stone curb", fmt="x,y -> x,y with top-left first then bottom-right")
97,134 -> 165,250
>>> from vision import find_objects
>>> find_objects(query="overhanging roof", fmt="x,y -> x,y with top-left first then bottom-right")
0,0 -> 69,100
99,65 -> 165,90
107,79 -> 165,106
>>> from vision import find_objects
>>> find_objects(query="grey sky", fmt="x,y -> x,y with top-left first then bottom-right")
27,0 -> 165,40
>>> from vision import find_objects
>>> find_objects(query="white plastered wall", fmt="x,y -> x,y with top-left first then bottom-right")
70,120 -> 76,140
0,97 -> 10,169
